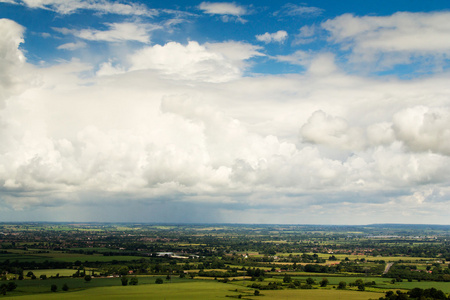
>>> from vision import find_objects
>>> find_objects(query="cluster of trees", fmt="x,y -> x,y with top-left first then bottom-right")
378,288 -> 449,300
384,264 -> 450,282
0,282 -> 17,295
2,224 -> 449,262
49,283 -> 70,292
198,269 -> 239,278
248,281 -> 282,290
120,276 -> 138,286
0,259 -> 72,273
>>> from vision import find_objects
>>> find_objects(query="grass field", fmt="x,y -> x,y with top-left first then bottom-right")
380,280 -> 450,293
9,276 -> 192,295
0,250 -> 143,263
257,289 -> 382,300
2,280 -> 387,300
23,269 -> 76,277
4,281 -> 247,300
275,252 -> 435,262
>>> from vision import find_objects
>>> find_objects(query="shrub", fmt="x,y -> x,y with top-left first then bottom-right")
130,277 -> 138,285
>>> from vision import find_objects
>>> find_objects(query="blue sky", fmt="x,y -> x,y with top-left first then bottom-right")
0,0 -> 450,224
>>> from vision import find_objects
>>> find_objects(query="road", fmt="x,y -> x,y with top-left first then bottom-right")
383,262 -> 394,274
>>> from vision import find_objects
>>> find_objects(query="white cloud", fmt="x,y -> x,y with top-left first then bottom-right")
276,50 -> 311,66
7,0 -> 157,16
0,19 -> 26,106
275,3 -> 323,17
256,30 -> 288,44
127,41 -> 262,82
96,60 -> 125,76
55,22 -> 156,43
57,41 -> 86,50
293,25 -> 317,45
322,12 -> 450,67
199,2 -> 246,16
300,110 -> 365,151
1,17 -> 450,223
276,52 -> 337,76
199,2 -> 247,23
392,106 -> 450,155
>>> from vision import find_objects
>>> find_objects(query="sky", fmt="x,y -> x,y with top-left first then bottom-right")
0,0 -> 450,225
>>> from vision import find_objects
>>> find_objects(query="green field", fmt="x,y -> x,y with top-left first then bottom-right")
0,251 -> 142,263
23,269 -> 76,277
384,280 -> 450,293
7,276 -> 191,294
3,280 -> 386,300
5,281 -> 246,300
0,223 -> 448,299
259,289 -> 382,300
277,252 -> 436,262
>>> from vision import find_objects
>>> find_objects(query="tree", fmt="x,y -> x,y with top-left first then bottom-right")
306,277 -> 315,285
155,277 -> 164,284
84,275 -> 92,282
337,281 -> 346,289
0,284 -> 6,295
130,277 -> 138,285
283,275 -> 292,283
51,284 -> 57,292
320,278 -> 329,287
62,283 -> 69,291
40,274 -> 47,280
6,282 -> 17,292
121,276 -> 128,286
254,290 -> 260,296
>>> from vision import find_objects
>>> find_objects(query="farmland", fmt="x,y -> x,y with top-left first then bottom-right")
0,223 -> 448,299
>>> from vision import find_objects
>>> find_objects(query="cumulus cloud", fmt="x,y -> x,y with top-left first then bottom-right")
392,106 -> 450,155
199,2 -> 248,23
300,110 -> 365,150
322,12 -> 450,68
54,22 -> 157,43
5,0 -> 157,16
126,41 -> 262,82
256,30 -> 288,44
1,15 -> 450,224
300,105 -> 450,157
0,19 -> 26,106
